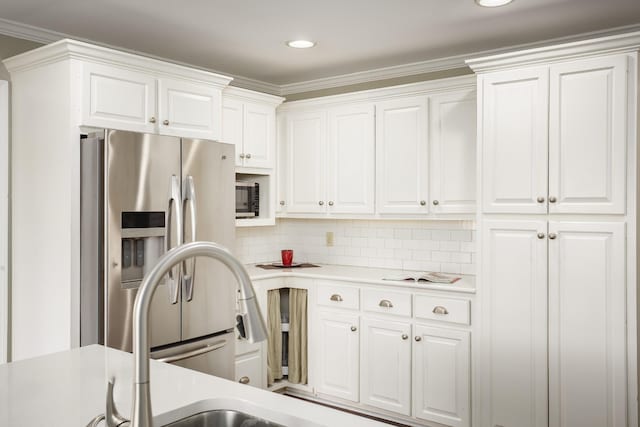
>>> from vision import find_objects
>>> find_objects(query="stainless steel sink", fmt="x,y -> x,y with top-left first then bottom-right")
163,409 -> 287,427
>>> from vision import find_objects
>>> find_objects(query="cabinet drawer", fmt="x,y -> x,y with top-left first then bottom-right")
362,288 -> 411,317
414,295 -> 470,325
235,351 -> 263,388
316,283 -> 359,310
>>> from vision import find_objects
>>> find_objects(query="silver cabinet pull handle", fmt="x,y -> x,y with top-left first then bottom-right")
420,200 -> 426,206
537,196 -> 545,203
152,340 -> 226,363
149,117 -> 156,124
415,336 -> 422,342
245,153 -> 251,159
537,232 -> 545,239
239,376 -> 250,384
319,201 -> 324,206
549,196 -> 557,203
432,200 -> 439,205
401,334 -> 408,340
549,233 -> 557,240
163,119 -> 170,126
279,200 -> 285,206
350,326 -> 357,332
330,294 -> 343,302
182,175 -> 197,302
239,153 -> 245,159
379,299 -> 393,308
328,201 -> 334,206
432,306 -> 449,315
166,175 -> 183,304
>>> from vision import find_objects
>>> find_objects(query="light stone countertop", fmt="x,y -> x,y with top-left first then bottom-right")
0,344 -> 388,427
245,263 -> 476,294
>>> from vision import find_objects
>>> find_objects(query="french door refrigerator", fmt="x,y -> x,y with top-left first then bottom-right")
80,129 -> 236,379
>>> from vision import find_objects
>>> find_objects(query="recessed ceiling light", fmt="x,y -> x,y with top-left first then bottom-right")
475,0 -> 514,7
286,40 -> 316,49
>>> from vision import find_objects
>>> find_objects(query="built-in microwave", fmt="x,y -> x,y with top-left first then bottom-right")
235,181 -> 259,218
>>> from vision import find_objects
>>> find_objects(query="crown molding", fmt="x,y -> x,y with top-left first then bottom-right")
223,85 -> 285,106
0,17 -> 63,44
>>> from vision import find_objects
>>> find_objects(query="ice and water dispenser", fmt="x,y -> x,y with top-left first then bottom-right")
120,212 -> 165,288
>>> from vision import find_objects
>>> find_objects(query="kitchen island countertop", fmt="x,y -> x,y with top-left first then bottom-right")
0,344 -> 387,427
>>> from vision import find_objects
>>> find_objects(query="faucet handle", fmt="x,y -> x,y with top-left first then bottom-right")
106,378 -> 130,427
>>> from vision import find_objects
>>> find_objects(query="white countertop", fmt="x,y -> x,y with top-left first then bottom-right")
0,345 -> 387,427
245,263 -> 476,294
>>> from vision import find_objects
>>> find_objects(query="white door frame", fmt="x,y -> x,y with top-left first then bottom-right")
0,80 -> 8,363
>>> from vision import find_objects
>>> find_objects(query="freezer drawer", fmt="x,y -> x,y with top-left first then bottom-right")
151,331 -> 235,380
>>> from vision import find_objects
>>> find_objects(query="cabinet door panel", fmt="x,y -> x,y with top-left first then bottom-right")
327,104 -> 375,214
429,89 -> 477,214
413,325 -> 470,427
548,221 -> 626,427
549,55 -> 627,214
360,317 -> 411,415
83,62 -> 156,133
376,97 -> 429,214
235,350 -> 264,389
481,68 -> 549,213
158,78 -> 220,140
480,219 -> 548,427
243,102 -> 275,168
222,98 -> 244,166
315,311 -> 359,402
285,112 -> 326,213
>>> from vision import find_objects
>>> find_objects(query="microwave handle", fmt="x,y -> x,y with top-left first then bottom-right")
165,175 -> 183,304
182,175 -> 197,302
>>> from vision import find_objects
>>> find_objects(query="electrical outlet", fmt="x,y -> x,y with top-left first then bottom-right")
326,231 -> 334,247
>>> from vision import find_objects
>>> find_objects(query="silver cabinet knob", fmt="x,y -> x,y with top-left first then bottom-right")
279,201 -> 285,206
401,334 -> 408,340
432,306 -> 449,315
379,299 -> 393,308
239,376 -> 250,384
112,261 -> 119,268
328,201 -> 334,206
415,336 -> 422,342
319,201 -> 324,206
549,233 -> 557,240
162,119 -> 170,126
330,294 -> 343,302
239,153 -> 245,159
549,196 -> 557,203
149,117 -> 156,124
432,200 -> 439,206
245,153 -> 252,159
420,200 -> 426,206
537,232 -> 545,239
537,196 -> 545,203
350,326 -> 357,332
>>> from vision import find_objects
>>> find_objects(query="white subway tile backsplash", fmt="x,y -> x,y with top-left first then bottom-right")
235,218 -> 476,275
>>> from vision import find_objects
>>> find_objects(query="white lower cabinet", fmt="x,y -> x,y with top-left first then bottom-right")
316,311 -> 360,402
412,325 -> 470,427
235,350 -> 264,388
360,317 -> 412,416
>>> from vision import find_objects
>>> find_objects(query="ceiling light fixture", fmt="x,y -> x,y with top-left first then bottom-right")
475,0 -> 514,7
286,40 -> 316,49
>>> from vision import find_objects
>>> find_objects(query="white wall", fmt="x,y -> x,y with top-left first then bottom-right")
236,218 -> 476,274
1,80 -> 8,363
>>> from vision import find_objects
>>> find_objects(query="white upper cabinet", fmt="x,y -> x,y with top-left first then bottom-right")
548,55 -> 627,214
285,110 -> 327,213
83,62 -> 157,133
327,104 -> 375,214
82,60 -> 230,140
481,67 -> 549,214
223,89 -> 282,169
376,96 -> 429,214
548,221 -> 626,427
429,89 -> 477,214
158,77 -> 221,140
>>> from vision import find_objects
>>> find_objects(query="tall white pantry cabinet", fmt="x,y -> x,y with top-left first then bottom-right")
467,33 -> 640,427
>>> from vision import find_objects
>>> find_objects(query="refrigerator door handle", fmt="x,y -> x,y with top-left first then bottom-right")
182,175 -> 197,302
166,174 -> 183,304
152,339 -> 226,363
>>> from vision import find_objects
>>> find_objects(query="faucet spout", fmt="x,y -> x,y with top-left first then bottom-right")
129,241 -> 267,427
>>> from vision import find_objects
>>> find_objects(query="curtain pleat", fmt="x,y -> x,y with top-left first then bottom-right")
267,289 -> 282,385
287,288 -> 308,384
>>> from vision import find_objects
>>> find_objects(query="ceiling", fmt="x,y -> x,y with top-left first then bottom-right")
1,0 -> 640,89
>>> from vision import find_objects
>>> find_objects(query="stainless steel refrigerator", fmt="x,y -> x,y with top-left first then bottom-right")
80,129 -> 236,380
